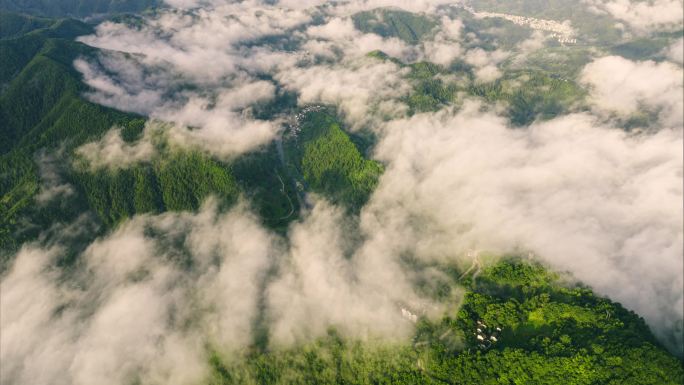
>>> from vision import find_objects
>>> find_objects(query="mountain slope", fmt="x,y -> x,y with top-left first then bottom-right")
208,259 -> 684,385
353,8 -> 438,44
0,0 -> 158,18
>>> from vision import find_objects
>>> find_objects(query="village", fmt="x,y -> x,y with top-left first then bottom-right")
475,320 -> 503,350
462,5 -> 578,44
288,104 -> 325,136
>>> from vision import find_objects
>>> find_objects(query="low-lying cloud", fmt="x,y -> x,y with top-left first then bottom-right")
2,1 -> 684,384
584,0 -> 684,32
2,202 -> 271,385
366,102 -> 683,353
1,200 -> 437,385
581,55 -> 684,128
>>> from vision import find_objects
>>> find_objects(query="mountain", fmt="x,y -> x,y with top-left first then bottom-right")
0,12 -> 377,259
0,5 -> 682,385
353,8 -> 438,44
0,13 -> 138,257
0,0 -> 158,18
208,259 -> 683,384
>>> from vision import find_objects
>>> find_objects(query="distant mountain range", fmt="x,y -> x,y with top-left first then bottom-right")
0,0 -> 158,18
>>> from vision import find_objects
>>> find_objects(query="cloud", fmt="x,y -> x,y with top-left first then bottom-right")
267,200 -> 438,346
276,58 -> 412,128
73,56 -> 165,116
75,53 -> 280,159
75,125 -> 158,170
6,1 -> 684,379
303,16 -> 415,60
1,198 -> 444,384
422,16 -> 464,66
665,37 -> 684,64
75,117 -> 277,170
1,202 -> 273,385
584,0 -> 684,32
365,102 -> 683,353
73,0 -> 472,137
74,2 -> 314,159
34,151 -> 76,204
463,47 -> 510,82
160,81 -> 280,158
580,55 -> 684,128
317,0 -> 454,15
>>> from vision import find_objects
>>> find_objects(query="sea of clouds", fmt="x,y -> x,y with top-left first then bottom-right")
2,1 -> 683,384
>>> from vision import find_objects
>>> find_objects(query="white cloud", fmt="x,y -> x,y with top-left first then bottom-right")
75,126 -> 157,170
422,16 -> 464,66
464,47 -> 510,82
276,58 -> 411,128
366,103 -> 683,353
584,0 -> 684,32
303,16 -> 415,60
581,55 -> 684,128
268,200 -> 433,345
74,2 -> 314,158
1,202 -> 274,385
6,1 -> 683,376
317,0 -> 453,15
34,151 -> 76,204
666,37 -> 684,64
1,198 -> 443,384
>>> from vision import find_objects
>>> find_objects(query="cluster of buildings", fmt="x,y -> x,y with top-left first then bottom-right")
475,320 -> 502,350
551,33 -> 578,44
289,105 -> 324,135
462,5 -> 577,45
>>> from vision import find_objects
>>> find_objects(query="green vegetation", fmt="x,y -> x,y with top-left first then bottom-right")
285,110 -> 383,209
208,332 -> 438,385
450,7 -> 533,51
207,259 -> 684,384
521,46 -> 595,78
403,61 -> 459,114
0,0 -> 158,18
0,14 -> 251,259
0,15 -> 142,258
610,35 -> 679,61
475,70 -> 587,126
0,11 -> 53,38
352,8 -> 437,44
1,7 -> 683,384
469,0 -> 623,44
76,150 -> 238,227
232,143 -> 300,232
0,12 -> 298,260
391,54 -> 586,124
421,259 -> 684,384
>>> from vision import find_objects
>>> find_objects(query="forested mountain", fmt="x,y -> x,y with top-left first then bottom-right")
0,13 -> 137,257
352,8 -> 438,44
209,259 -> 684,384
0,12 -> 375,258
1,3 -> 682,384
0,0 -> 158,18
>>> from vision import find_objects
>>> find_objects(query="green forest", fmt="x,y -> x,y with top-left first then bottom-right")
352,8 -> 438,44
368,50 -> 587,125
0,13 -> 382,257
207,259 -> 684,385
285,110 -> 383,209
0,13 -> 141,258
0,0 -> 158,17
75,150 -> 239,226
0,7 -> 682,385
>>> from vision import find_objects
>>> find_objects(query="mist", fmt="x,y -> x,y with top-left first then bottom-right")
367,102 -> 683,352
1,198 -> 440,384
2,0 -> 683,383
